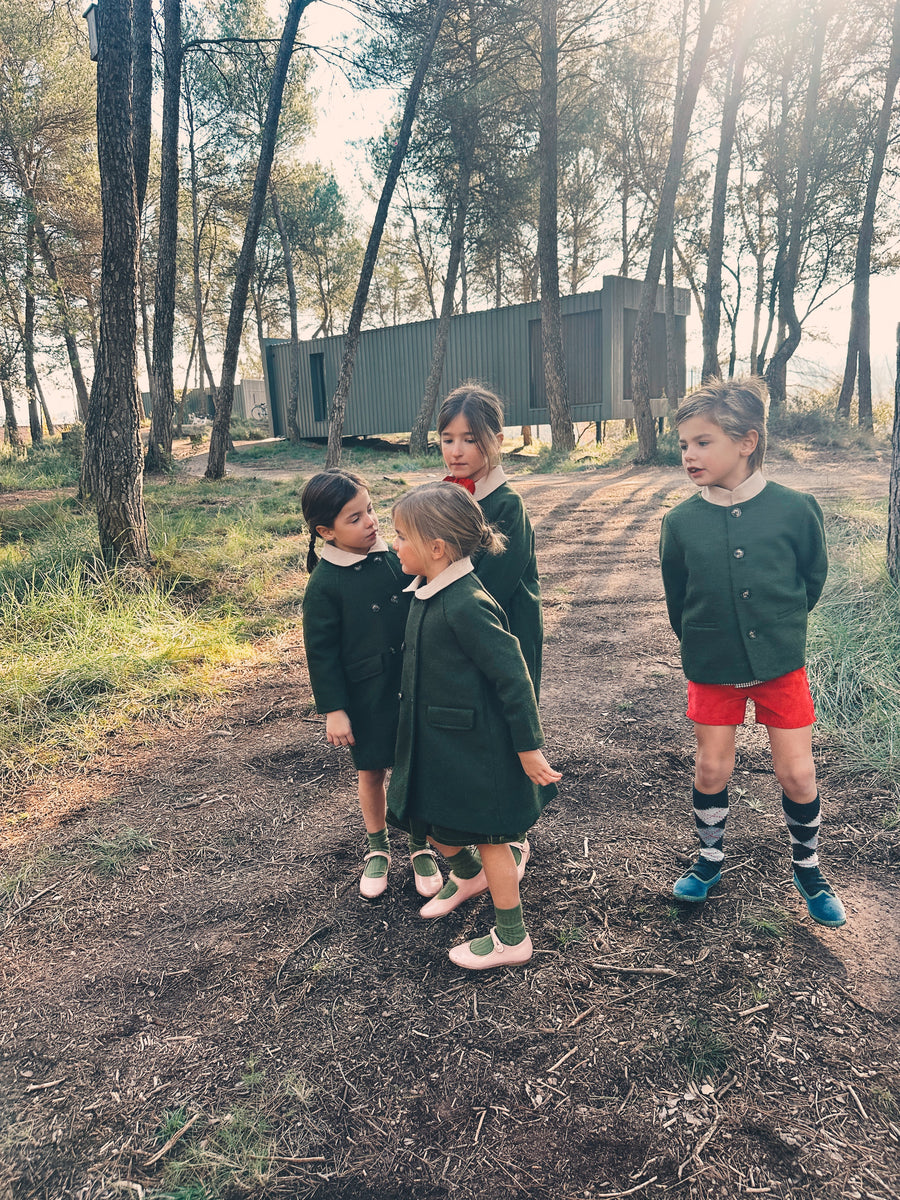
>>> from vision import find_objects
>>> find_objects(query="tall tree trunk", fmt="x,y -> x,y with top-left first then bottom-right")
764,8 -> 828,410
632,0 -> 723,462
35,376 -> 56,436
138,257 -> 155,416
1,375 -> 23,450
410,156 -> 473,457
888,321 -> 900,583
538,0 -> 574,453
81,0 -> 149,565
206,0 -> 313,480
837,0 -> 900,429
24,213 -> 43,445
132,0 -> 152,216
177,323 -> 199,436
32,217 -> 90,422
270,182 -> 302,441
325,0 -> 452,469
146,0 -> 183,472
702,4 -> 753,381
185,88 -> 218,419
664,244 -> 678,410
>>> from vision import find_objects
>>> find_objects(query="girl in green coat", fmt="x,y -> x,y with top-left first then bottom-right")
301,470 -> 443,901
438,383 -> 543,697
388,482 -> 561,970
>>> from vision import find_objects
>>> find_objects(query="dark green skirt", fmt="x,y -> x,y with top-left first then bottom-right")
387,811 -> 528,846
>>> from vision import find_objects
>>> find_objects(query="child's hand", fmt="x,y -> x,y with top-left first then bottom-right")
325,710 -> 355,747
518,749 -> 562,786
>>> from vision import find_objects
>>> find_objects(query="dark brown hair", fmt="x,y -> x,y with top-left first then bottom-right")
437,382 -> 505,471
301,469 -> 368,571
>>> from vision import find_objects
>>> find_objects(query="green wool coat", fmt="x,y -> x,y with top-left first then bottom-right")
301,547 -> 410,770
659,481 -> 828,685
387,567 -> 557,837
474,480 -> 543,698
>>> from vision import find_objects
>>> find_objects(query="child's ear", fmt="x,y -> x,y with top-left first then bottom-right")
740,430 -> 760,457
429,537 -> 447,561
315,524 -> 334,542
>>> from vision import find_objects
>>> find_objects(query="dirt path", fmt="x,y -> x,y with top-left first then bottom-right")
2,455 -> 898,1200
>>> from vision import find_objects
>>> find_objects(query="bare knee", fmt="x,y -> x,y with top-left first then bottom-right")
694,752 -> 734,795
774,763 -> 817,802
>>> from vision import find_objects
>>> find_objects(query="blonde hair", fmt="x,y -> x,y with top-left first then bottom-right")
675,376 -> 768,473
437,382 -> 505,471
392,482 -> 506,564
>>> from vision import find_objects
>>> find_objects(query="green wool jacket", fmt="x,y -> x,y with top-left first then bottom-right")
659,481 -> 828,685
387,562 -> 557,837
473,472 -> 543,698
301,542 -> 410,770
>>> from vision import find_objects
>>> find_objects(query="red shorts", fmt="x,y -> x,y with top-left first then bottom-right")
687,667 -> 816,729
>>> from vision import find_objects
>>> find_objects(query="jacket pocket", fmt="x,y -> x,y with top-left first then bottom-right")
426,705 -> 475,730
346,653 -> 383,683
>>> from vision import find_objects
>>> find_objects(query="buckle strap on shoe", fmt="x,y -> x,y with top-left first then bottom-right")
363,850 -> 390,863
410,849 -> 437,861
489,927 -> 504,953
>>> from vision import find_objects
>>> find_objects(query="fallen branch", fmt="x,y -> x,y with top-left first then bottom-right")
738,1002 -> 770,1018
590,964 -> 678,977
24,1078 -> 68,1093
594,1176 -> 658,1198
547,1046 -> 578,1075
145,1111 -> 201,1165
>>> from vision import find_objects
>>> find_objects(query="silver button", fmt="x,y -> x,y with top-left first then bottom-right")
354,564 -> 362,571
733,548 -> 745,559
748,629 -> 757,638
741,589 -> 751,599
372,604 -> 380,612
730,507 -> 742,518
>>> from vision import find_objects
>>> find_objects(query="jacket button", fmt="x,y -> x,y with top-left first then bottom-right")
372,604 -> 380,612
730,507 -> 742,517
748,629 -> 757,638
390,594 -> 399,603
733,548 -> 744,559
354,564 -> 362,571
741,589 -> 751,599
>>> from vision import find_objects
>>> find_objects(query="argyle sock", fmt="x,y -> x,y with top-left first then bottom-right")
363,828 -> 390,879
408,832 -> 438,878
469,904 -> 528,955
782,792 -> 834,894
431,847 -> 483,901
688,785 -> 728,880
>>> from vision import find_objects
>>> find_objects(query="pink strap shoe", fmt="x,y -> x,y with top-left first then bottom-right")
410,849 -> 443,898
359,850 -> 390,899
448,927 -> 534,970
418,868 -> 488,918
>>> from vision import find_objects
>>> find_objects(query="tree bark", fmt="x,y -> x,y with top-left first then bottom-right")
146,0 -> 183,473
889,321 -> 900,584
270,182 -> 302,442
538,0 -> 574,453
32,216 -> 90,423
702,5 -> 754,381
764,7 -> 829,410
81,0 -> 149,565
325,0 -> 452,469
206,0 -> 313,480
1,375 -> 23,450
24,213 -> 43,445
632,0 -> 723,462
132,0 -> 153,215
837,0 -> 900,430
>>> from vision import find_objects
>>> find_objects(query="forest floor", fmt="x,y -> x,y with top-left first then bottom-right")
1,448 -> 898,1200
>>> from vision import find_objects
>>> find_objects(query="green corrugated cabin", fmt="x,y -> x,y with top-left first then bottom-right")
261,275 -> 690,439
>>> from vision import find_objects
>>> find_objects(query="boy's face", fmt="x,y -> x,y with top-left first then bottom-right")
678,416 -> 758,492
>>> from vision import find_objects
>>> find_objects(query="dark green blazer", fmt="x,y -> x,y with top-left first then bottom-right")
475,480 -> 543,698
387,567 -> 556,836
659,482 -> 827,684
301,546 -> 410,770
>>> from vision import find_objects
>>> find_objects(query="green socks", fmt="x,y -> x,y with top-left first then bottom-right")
408,832 -> 438,878
363,828 -> 390,879
432,847 -> 482,900
469,904 -> 528,955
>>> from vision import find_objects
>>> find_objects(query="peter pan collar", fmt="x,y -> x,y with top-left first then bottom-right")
472,465 -> 506,501
403,556 -> 475,599
701,471 -> 767,507
319,536 -> 390,566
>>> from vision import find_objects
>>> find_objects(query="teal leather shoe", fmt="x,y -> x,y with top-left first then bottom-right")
793,872 -> 846,927
673,868 -> 721,902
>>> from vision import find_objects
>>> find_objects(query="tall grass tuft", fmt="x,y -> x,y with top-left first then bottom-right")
808,500 -> 900,785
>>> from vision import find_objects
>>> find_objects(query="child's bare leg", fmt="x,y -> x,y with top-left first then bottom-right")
769,725 -> 846,926
417,838 -> 484,917
674,723 -> 736,901
447,842 -> 532,968
358,769 -> 390,897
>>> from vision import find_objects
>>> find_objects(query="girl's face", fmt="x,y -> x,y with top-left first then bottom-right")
678,416 -> 758,492
392,518 -> 430,578
317,488 -> 379,555
440,414 -> 501,483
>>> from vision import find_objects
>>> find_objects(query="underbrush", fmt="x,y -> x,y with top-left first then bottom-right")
809,499 -> 900,785
769,388 -> 892,455
0,430 -> 83,490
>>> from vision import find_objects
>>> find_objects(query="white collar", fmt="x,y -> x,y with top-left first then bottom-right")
403,556 -> 475,599
319,536 -> 390,567
701,471 -> 767,507
472,465 -> 506,501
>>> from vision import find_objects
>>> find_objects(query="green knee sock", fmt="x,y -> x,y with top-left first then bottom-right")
432,847 -> 482,900
408,832 -> 438,877
469,904 -> 528,955
363,828 -> 390,879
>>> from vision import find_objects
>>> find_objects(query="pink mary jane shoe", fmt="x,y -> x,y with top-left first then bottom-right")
410,849 -> 443,898
359,850 -> 391,900
448,927 -> 534,970
418,868 -> 488,919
